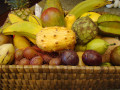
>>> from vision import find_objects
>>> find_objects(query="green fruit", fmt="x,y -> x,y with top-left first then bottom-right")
72,17 -> 98,45
97,14 -> 120,24
86,39 -> 109,55
111,46 -> 120,66
98,21 -> 120,37
101,62 -> 112,66
41,7 -> 65,27
75,44 -> 87,52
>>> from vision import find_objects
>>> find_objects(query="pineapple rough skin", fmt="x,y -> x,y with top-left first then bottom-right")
36,27 -> 76,52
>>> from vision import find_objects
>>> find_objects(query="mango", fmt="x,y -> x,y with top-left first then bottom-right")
41,7 -> 65,27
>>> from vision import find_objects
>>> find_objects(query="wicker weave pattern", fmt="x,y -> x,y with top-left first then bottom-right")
0,65 -> 120,89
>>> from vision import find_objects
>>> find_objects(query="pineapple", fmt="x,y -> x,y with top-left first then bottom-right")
5,0 -> 33,20
1,0 -> 33,32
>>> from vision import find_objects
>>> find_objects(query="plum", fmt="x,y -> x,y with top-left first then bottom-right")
19,58 -> 30,65
42,54 -> 52,64
82,50 -> 102,66
23,47 -> 38,59
61,50 -> 79,66
49,57 -> 61,65
30,56 -> 43,65
15,49 -> 24,61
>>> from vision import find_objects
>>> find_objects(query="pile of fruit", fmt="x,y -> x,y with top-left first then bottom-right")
1,0 -> 120,66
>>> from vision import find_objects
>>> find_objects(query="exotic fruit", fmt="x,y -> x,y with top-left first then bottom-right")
36,27 -> 76,52
41,7 -> 65,27
72,17 -> 98,45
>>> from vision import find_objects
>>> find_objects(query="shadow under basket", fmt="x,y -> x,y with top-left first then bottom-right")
0,65 -> 120,90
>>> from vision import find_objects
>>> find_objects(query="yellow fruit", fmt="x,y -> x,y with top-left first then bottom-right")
65,14 -> 76,29
36,27 -> 76,52
80,12 -> 101,22
9,14 -> 23,23
65,0 -> 111,29
29,15 -> 42,26
77,52 -> 86,66
102,37 -> 120,63
27,37 -> 36,44
0,44 -> 15,65
2,21 -> 42,39
14,35 -> 31,49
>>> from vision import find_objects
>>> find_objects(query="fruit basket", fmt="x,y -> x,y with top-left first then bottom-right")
1,0 -> 120,90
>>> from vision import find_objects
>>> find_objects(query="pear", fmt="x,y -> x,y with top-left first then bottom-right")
0,44 -> 15,65
86,39 -> 114,55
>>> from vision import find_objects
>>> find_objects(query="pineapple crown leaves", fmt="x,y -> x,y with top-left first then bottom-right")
5,0 -> 30,10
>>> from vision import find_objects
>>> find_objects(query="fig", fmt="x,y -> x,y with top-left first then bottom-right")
19,58 -> 30,65
82,50 -> 102,66
111,46 -> 120,66
49,57 -> 61,65
23,47 -> 38,59
15,49 -> 24,61
61,50 -> 79,66
30,56 -> 43,65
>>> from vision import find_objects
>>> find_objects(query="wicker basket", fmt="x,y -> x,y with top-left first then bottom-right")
1,65 -> 120,90
1,0 -> 120,90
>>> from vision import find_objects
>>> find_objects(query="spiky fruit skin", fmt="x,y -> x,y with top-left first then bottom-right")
36,27 -> 76,52
10,8 -> 33,21
72,17 -> 98,45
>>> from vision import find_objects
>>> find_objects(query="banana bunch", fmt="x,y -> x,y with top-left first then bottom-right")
0,44 -> 15,65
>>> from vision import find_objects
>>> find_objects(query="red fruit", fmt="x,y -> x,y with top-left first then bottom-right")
19,58 -> 30,65
30,56 -> 43,65
82,50 -> 102,66
49,57 -> 61,65
15,49 -> 24,61
23,47 -> 38,59
61,50 -> 79,66
14,60 -> 20,65
32,45 -> 43,53
42,54 -> 52,64
41,7 -> 65,27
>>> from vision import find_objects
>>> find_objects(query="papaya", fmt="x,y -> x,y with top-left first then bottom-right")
41,7 -> 65,27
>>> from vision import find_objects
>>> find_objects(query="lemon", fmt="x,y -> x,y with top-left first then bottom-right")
80,12 -> 101,22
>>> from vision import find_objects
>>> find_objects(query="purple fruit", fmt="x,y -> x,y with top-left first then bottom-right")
61,50 -> 79,66
82,50 -> 102,66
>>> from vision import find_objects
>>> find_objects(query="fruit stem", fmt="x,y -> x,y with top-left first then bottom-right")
108,43 -> 116,46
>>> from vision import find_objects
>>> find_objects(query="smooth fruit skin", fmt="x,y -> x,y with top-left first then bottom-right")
19,58 -> 30,65
111,46 -> 120,66
41,7 -> 65,27
30,56 -> 43,65
86,39 -> 109,55
82,50 -> 102,66
49,57 -> 61,65
61,50 -> 79,66
23,47 -> 38,59
80,12 -> 101,22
